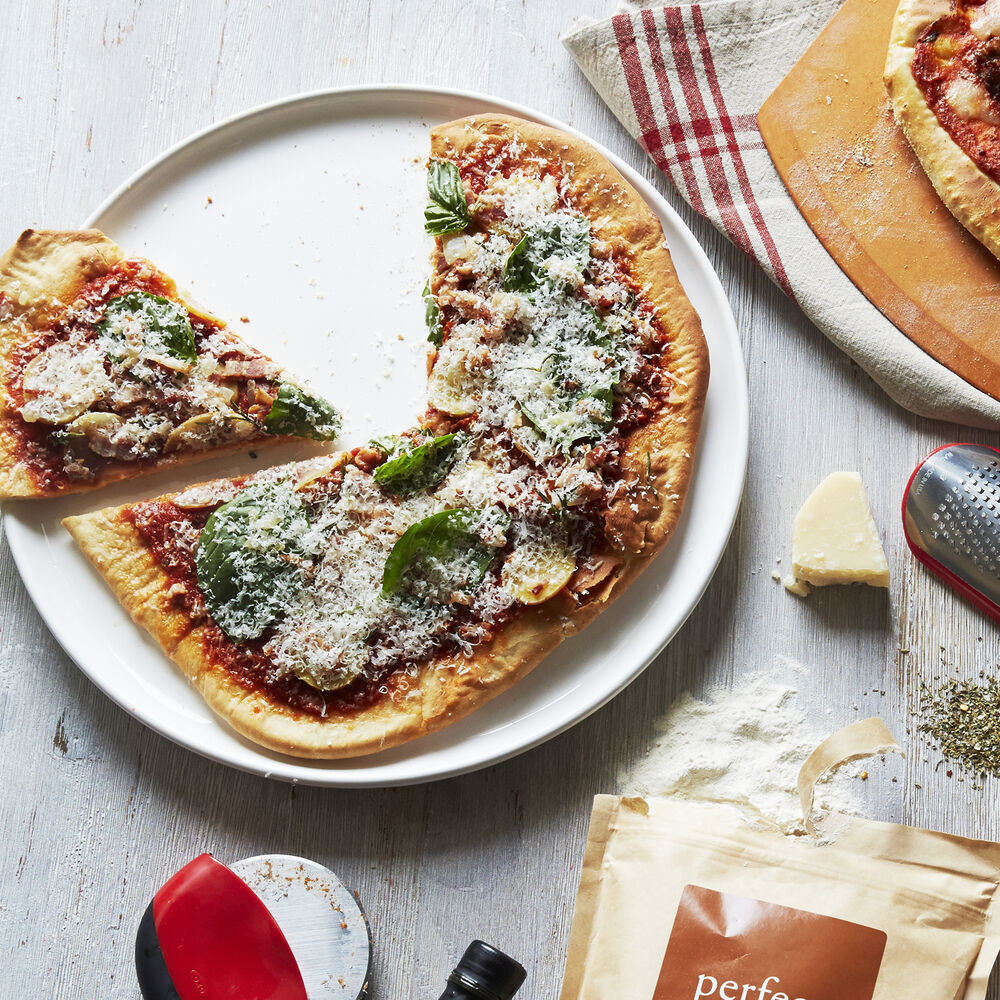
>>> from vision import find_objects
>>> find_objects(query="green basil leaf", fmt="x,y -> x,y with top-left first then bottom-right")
373,432 -> 461,495
195,481 -> 308,640
502,235 -> 534,293
381,506 -> 509,601
502,215 -> 591,293
98,291 -> 197,364
424,160 -> 470,236
263,384 -> 341,440
423,282 -> 444,346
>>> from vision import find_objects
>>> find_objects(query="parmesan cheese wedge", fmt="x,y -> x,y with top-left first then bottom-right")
791,472 -> 889,588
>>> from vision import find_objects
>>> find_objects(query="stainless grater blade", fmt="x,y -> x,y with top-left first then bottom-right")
902,443 -> 1000,621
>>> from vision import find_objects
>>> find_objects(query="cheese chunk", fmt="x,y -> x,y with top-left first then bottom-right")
945,76 -> 1000,126
792,472 -> 889,588
971,0 -> 1000,40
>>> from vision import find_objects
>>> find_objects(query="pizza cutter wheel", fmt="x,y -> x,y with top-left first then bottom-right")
135,853 -> 371,999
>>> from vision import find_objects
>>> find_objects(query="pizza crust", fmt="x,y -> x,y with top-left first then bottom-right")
61,115 -> 709,759
885,0 -> 1000,260
0,229 -> 299,499
64,488 -> 621,759
431,115 -> 709,555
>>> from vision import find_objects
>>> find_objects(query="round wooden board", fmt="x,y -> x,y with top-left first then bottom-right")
758,0 -> 1000,401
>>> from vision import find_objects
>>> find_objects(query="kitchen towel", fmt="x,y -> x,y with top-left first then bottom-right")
562,0 -> 1000,428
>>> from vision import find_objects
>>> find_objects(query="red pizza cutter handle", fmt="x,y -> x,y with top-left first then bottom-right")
136,853 -> 307,1000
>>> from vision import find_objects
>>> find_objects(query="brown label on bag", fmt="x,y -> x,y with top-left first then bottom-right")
653,885 -> 886,1000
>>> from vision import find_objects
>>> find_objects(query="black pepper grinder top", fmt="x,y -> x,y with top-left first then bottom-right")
438,940 -> 527,1000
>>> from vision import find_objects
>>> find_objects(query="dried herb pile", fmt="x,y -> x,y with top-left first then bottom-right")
918,676 -> 1000,781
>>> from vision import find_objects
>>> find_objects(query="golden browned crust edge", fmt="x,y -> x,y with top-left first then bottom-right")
885,0 -> 1000,260
61,116 -> 709,759
0,229 -> 294,500
63,485 -> 613,759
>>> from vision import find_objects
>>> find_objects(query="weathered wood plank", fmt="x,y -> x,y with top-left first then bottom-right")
1,1 -> 997,997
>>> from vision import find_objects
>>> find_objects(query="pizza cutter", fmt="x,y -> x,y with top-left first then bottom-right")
902,443 -> 1000,622
135,853 -> 371,999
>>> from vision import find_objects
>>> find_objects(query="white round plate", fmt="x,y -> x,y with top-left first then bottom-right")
4,86 -> 747,787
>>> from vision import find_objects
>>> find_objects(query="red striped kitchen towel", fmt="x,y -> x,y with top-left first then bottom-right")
562,0 -> 1000,428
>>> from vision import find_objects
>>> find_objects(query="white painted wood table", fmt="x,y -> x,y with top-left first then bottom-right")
2,2 -> 998,996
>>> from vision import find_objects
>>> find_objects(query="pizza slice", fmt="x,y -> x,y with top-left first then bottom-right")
886,0 -> 1000,259
62,115 -> 708,759
0,229 -> 340,498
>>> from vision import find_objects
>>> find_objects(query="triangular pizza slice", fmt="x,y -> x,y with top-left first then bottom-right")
0,229 -> 340,497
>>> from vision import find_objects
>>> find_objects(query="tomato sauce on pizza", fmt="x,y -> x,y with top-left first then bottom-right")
912,0 -> 1000,182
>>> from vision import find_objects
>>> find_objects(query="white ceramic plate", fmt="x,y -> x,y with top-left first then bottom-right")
4,86 -> 747,787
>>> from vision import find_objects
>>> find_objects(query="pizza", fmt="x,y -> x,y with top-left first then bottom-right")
886,0 -> 1000,259
62,115 -> 709,759
0,229 -> 340,498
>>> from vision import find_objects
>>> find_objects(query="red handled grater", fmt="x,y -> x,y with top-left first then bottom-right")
902,443 -> 1000,623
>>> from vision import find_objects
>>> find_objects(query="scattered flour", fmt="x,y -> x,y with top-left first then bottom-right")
621,676 -> 863,835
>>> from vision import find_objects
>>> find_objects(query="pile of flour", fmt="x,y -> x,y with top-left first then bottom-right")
621,676 -> 863,834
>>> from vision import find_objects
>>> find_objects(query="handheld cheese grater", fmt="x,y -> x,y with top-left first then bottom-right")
135,853 -> 370,1000
902,443 -> 1000,623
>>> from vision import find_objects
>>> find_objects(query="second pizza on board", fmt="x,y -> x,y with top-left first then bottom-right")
886,0 -> 1000,258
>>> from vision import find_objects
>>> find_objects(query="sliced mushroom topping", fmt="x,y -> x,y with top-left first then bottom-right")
567,552 -> 623,603
426,339 -> 482,416
214,358 -> 284,380
193,380 -> 238,409
66,412 -> 125,459
164,412 -> 257,453
146,351 -> 194,373
442,234 -> 478,266
501,533 -> 576,604
173,481 -> 241,509
293,454 -> 348,492
20,342 -> 110,424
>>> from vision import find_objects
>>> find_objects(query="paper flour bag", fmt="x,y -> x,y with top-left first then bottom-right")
560,720 -> 1000,1000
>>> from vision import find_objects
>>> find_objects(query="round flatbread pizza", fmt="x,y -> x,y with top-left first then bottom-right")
886,0 -> 1000,259
62,114 -> 709,759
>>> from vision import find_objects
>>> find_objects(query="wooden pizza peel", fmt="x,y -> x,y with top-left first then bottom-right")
758,0 -> 1000,400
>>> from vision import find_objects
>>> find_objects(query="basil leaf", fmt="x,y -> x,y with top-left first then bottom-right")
423,282 -> 444,346
98,291 -> 197,364
373,432 -> 461,495
264,384 -> 341,440
503,215 -> 590,293
381,506 -> 509,601
424,160 -> 470,236
196,481 -> 308,641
